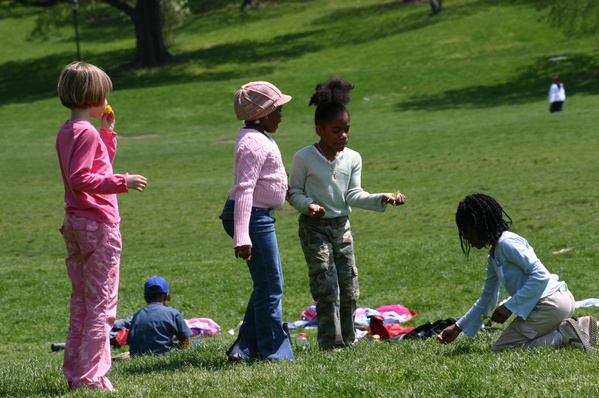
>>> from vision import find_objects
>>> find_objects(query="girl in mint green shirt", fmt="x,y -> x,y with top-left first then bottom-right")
288,78 -> 405,349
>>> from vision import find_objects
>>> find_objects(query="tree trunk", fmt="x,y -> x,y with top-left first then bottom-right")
103,0 -> 171,68
130,0 -> 171,67
240,0 -> 253,11
430,0 -> 442,14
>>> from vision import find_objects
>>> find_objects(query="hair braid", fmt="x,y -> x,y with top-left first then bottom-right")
455,193 -> 512,255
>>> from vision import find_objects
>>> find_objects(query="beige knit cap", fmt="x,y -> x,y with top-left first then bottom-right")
234,81 -> 292,121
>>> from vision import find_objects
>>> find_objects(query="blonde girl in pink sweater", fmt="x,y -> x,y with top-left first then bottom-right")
56,61 -> 147,391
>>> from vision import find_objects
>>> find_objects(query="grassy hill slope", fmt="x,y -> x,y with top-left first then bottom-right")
1,0 -> 599,396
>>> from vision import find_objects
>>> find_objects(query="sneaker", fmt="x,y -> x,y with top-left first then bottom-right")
227,352 -> 242,362
559,318 -> 595,351
226,340 -> 243,361
575,316 -> 597,347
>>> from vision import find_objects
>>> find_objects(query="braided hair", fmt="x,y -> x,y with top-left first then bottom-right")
309,78 -> 354,127
455,193 -> 512,256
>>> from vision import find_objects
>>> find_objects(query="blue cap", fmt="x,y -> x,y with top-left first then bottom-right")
144,276 -> 169,295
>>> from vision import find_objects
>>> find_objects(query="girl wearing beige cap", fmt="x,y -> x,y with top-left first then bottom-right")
219,81 -> 295,361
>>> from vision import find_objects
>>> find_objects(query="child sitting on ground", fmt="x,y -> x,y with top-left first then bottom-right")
127,276 -> 194,356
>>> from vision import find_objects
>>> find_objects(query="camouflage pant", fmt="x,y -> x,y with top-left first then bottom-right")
298,215 -> 359,349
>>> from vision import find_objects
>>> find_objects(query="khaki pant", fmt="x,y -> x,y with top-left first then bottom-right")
491,287 -> 575,352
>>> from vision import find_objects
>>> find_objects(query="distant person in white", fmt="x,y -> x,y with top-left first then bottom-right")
548,74 -> 566,113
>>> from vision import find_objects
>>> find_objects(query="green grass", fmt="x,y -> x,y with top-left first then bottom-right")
2,0 -> 599,396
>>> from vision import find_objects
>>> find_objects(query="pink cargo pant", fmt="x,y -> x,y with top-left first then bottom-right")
61,213 -> 121,391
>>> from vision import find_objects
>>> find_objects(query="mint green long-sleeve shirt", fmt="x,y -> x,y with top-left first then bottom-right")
289,144 -> 387,217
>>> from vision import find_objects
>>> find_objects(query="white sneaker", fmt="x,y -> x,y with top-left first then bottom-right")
575,316 -> 597,348
559,318 -> 595,351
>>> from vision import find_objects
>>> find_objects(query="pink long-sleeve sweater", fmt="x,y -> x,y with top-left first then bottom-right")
56,120 -> 128,223
227,127 -> 288,248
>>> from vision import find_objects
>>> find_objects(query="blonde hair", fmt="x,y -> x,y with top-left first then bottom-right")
57,61 -> 113,109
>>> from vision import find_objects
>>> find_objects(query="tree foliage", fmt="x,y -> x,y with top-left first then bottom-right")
20,0 -> 190,68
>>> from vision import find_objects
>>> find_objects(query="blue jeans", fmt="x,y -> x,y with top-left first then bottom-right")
220,200 -> 294,360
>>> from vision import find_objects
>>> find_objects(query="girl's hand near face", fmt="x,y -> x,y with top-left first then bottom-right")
101,106 -> 115,132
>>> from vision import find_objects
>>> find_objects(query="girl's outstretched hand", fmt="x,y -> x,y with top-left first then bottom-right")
382,192 -> 406,206
126,174 -> 147,192
437,324 -> 462,344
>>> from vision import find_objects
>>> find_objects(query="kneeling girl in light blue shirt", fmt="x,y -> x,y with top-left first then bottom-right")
437,193 -> 596,352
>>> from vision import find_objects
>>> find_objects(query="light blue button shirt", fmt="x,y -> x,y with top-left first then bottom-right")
457,231 -> 564,338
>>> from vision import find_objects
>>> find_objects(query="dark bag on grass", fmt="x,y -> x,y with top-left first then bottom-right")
394,318 -> 458,341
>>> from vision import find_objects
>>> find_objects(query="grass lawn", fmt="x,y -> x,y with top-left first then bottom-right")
1,0 -> 599,396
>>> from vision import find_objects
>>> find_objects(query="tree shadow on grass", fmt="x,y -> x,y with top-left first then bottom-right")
396,53 -> 599,111
0,0 -> 567,107
170,2 -> 445,71
0,3 -> 41,21
0,49 -> 278,106
187,0 -> 310,15
0,53 -> 73,106
0,0 -> 449,105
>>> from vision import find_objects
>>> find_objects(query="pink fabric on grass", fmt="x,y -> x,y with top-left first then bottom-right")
185,318 -> 222,336
376,304 -> 417,323
375,304 -> 411,315
300,303 -> 318,321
